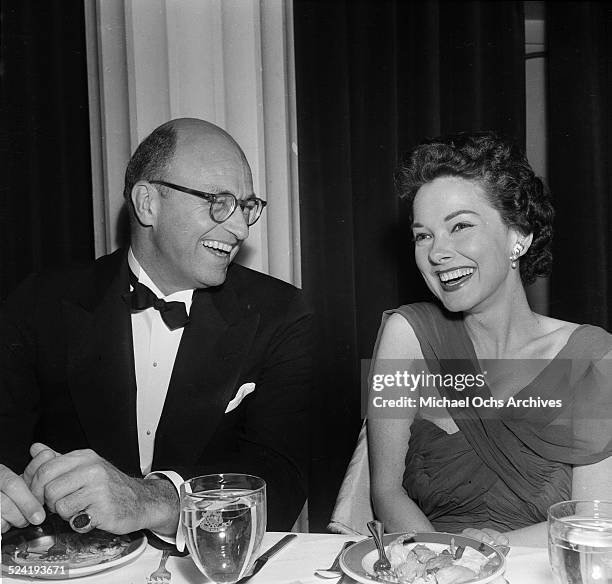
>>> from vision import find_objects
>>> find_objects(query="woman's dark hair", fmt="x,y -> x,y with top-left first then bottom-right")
394,131 -> 554,285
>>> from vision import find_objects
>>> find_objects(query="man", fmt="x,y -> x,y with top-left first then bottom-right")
0,118 -> 311,542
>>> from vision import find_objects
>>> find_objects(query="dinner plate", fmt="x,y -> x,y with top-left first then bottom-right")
1,524 -> 147,580
340,532 -> 506,584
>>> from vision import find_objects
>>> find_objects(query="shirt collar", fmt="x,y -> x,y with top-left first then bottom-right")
128,248 -> 194,312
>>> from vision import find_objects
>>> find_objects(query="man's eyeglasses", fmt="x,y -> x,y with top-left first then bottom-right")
149,180 -> 267,226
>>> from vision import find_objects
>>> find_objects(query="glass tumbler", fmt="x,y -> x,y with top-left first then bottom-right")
180,474 -> 266,583
548,500 -> 612,584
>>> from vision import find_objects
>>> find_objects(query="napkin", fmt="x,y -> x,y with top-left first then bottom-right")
225,382 -> 256,413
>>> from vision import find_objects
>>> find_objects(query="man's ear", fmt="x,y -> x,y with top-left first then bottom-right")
130,181 -> 159,227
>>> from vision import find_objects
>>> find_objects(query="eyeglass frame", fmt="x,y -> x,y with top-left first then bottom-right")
148,179 -> 267,226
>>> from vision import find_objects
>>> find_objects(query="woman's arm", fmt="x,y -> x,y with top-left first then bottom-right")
369,418 -> 433,532
572,455 -> 612,499
505,458 -> 612,546
468,457 -> 612,548
368,313 -> 434,533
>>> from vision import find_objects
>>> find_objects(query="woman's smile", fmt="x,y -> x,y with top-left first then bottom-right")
412,176 -> 517,312
436,266 -> 476,291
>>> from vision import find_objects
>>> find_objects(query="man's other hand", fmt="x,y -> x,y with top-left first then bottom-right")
0,464 -> 45,533
25,446 -> 179,535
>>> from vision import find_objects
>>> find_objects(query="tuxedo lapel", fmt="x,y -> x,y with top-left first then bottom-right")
153,282 -> 260,470
65,252 -> 141,475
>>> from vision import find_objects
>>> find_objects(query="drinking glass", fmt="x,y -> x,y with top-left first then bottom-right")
180,474 -> 267,583
548,500 -> 612,584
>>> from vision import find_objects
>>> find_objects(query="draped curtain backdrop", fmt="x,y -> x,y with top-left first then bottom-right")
294,0 -> 526,531
0,0 -> 93,300
548,2 -> 612,329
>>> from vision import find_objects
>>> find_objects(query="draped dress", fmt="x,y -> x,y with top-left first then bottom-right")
377,302 -> 612,533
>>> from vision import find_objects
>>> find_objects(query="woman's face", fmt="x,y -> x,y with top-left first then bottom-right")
412,176 -> 519,313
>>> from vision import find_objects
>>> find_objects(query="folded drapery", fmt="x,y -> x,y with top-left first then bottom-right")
328,421 -> 374,535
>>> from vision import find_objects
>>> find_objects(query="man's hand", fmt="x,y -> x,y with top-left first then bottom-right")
0,464 -> 46,533
0,443 -> 56,533
25,444 -> 179,535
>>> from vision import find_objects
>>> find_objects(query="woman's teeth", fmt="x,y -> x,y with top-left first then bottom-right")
439,267 -> 474,282
438,267 -> 475,288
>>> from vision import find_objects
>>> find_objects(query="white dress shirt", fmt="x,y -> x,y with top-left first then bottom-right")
128,249 -> 194,475
128,249 -> 192,548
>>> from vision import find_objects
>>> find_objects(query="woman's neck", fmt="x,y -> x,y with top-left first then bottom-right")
463,287 -> 541,359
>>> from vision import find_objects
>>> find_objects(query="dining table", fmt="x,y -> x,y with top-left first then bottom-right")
2,531 -> 554,584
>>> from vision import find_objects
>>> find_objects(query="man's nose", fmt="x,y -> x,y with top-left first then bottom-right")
223,207 -> 249,241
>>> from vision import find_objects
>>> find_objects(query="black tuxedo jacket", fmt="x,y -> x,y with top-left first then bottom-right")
0,249 -> 312,530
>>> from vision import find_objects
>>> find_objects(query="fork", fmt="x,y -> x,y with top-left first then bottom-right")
367,520 -> 394,580
42,538 -> 67,560
314,540 -> 356,578
146,549 -> 171,583
41,515 -> 68,560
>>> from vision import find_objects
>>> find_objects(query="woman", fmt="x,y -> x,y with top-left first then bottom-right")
368,132 -> 612,546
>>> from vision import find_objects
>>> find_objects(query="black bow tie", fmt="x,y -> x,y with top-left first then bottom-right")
124,276 -> 190,331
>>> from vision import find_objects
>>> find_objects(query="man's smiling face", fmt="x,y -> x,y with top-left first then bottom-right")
142,120 -> 253,293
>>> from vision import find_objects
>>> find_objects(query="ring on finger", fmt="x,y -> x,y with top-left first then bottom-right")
69,511 -> 94,534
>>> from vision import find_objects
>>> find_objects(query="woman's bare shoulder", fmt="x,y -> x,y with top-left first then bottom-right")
533,314 -> 612,359
533,315 -> 581,351
537,315 -> 581,336
376,312 -> 425,360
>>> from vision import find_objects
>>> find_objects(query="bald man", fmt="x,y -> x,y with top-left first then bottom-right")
0,119 -> 311,542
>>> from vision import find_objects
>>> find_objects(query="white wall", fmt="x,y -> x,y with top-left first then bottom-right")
84,0 -> 301,286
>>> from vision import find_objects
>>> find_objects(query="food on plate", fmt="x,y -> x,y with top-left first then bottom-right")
378,534 -> 502,584
435,565 -> 482,584
7,529 -> 131,569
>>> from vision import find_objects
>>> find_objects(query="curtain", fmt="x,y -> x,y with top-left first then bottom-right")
294,0 -> 526,531
0,0 -> 93,300
547,2 -> 612,329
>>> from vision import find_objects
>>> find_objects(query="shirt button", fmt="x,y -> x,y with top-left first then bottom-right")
146,430 -> 152,436
152,361 -> 158,367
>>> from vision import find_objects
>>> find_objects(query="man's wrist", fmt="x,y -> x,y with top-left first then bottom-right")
140,476 -> 180,535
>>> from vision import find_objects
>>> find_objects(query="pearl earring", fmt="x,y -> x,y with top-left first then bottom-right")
510,241 -> 524,269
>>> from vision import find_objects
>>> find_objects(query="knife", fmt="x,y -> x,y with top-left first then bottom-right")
236,533 -> 297,583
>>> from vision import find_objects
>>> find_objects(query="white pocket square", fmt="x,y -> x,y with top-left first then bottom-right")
225,382 -> 256,413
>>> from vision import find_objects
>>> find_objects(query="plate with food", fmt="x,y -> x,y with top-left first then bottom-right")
1,518 -> 147,579
340,532 -> 506,584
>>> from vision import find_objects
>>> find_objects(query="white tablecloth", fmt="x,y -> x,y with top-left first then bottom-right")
2,532 -> 553,584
